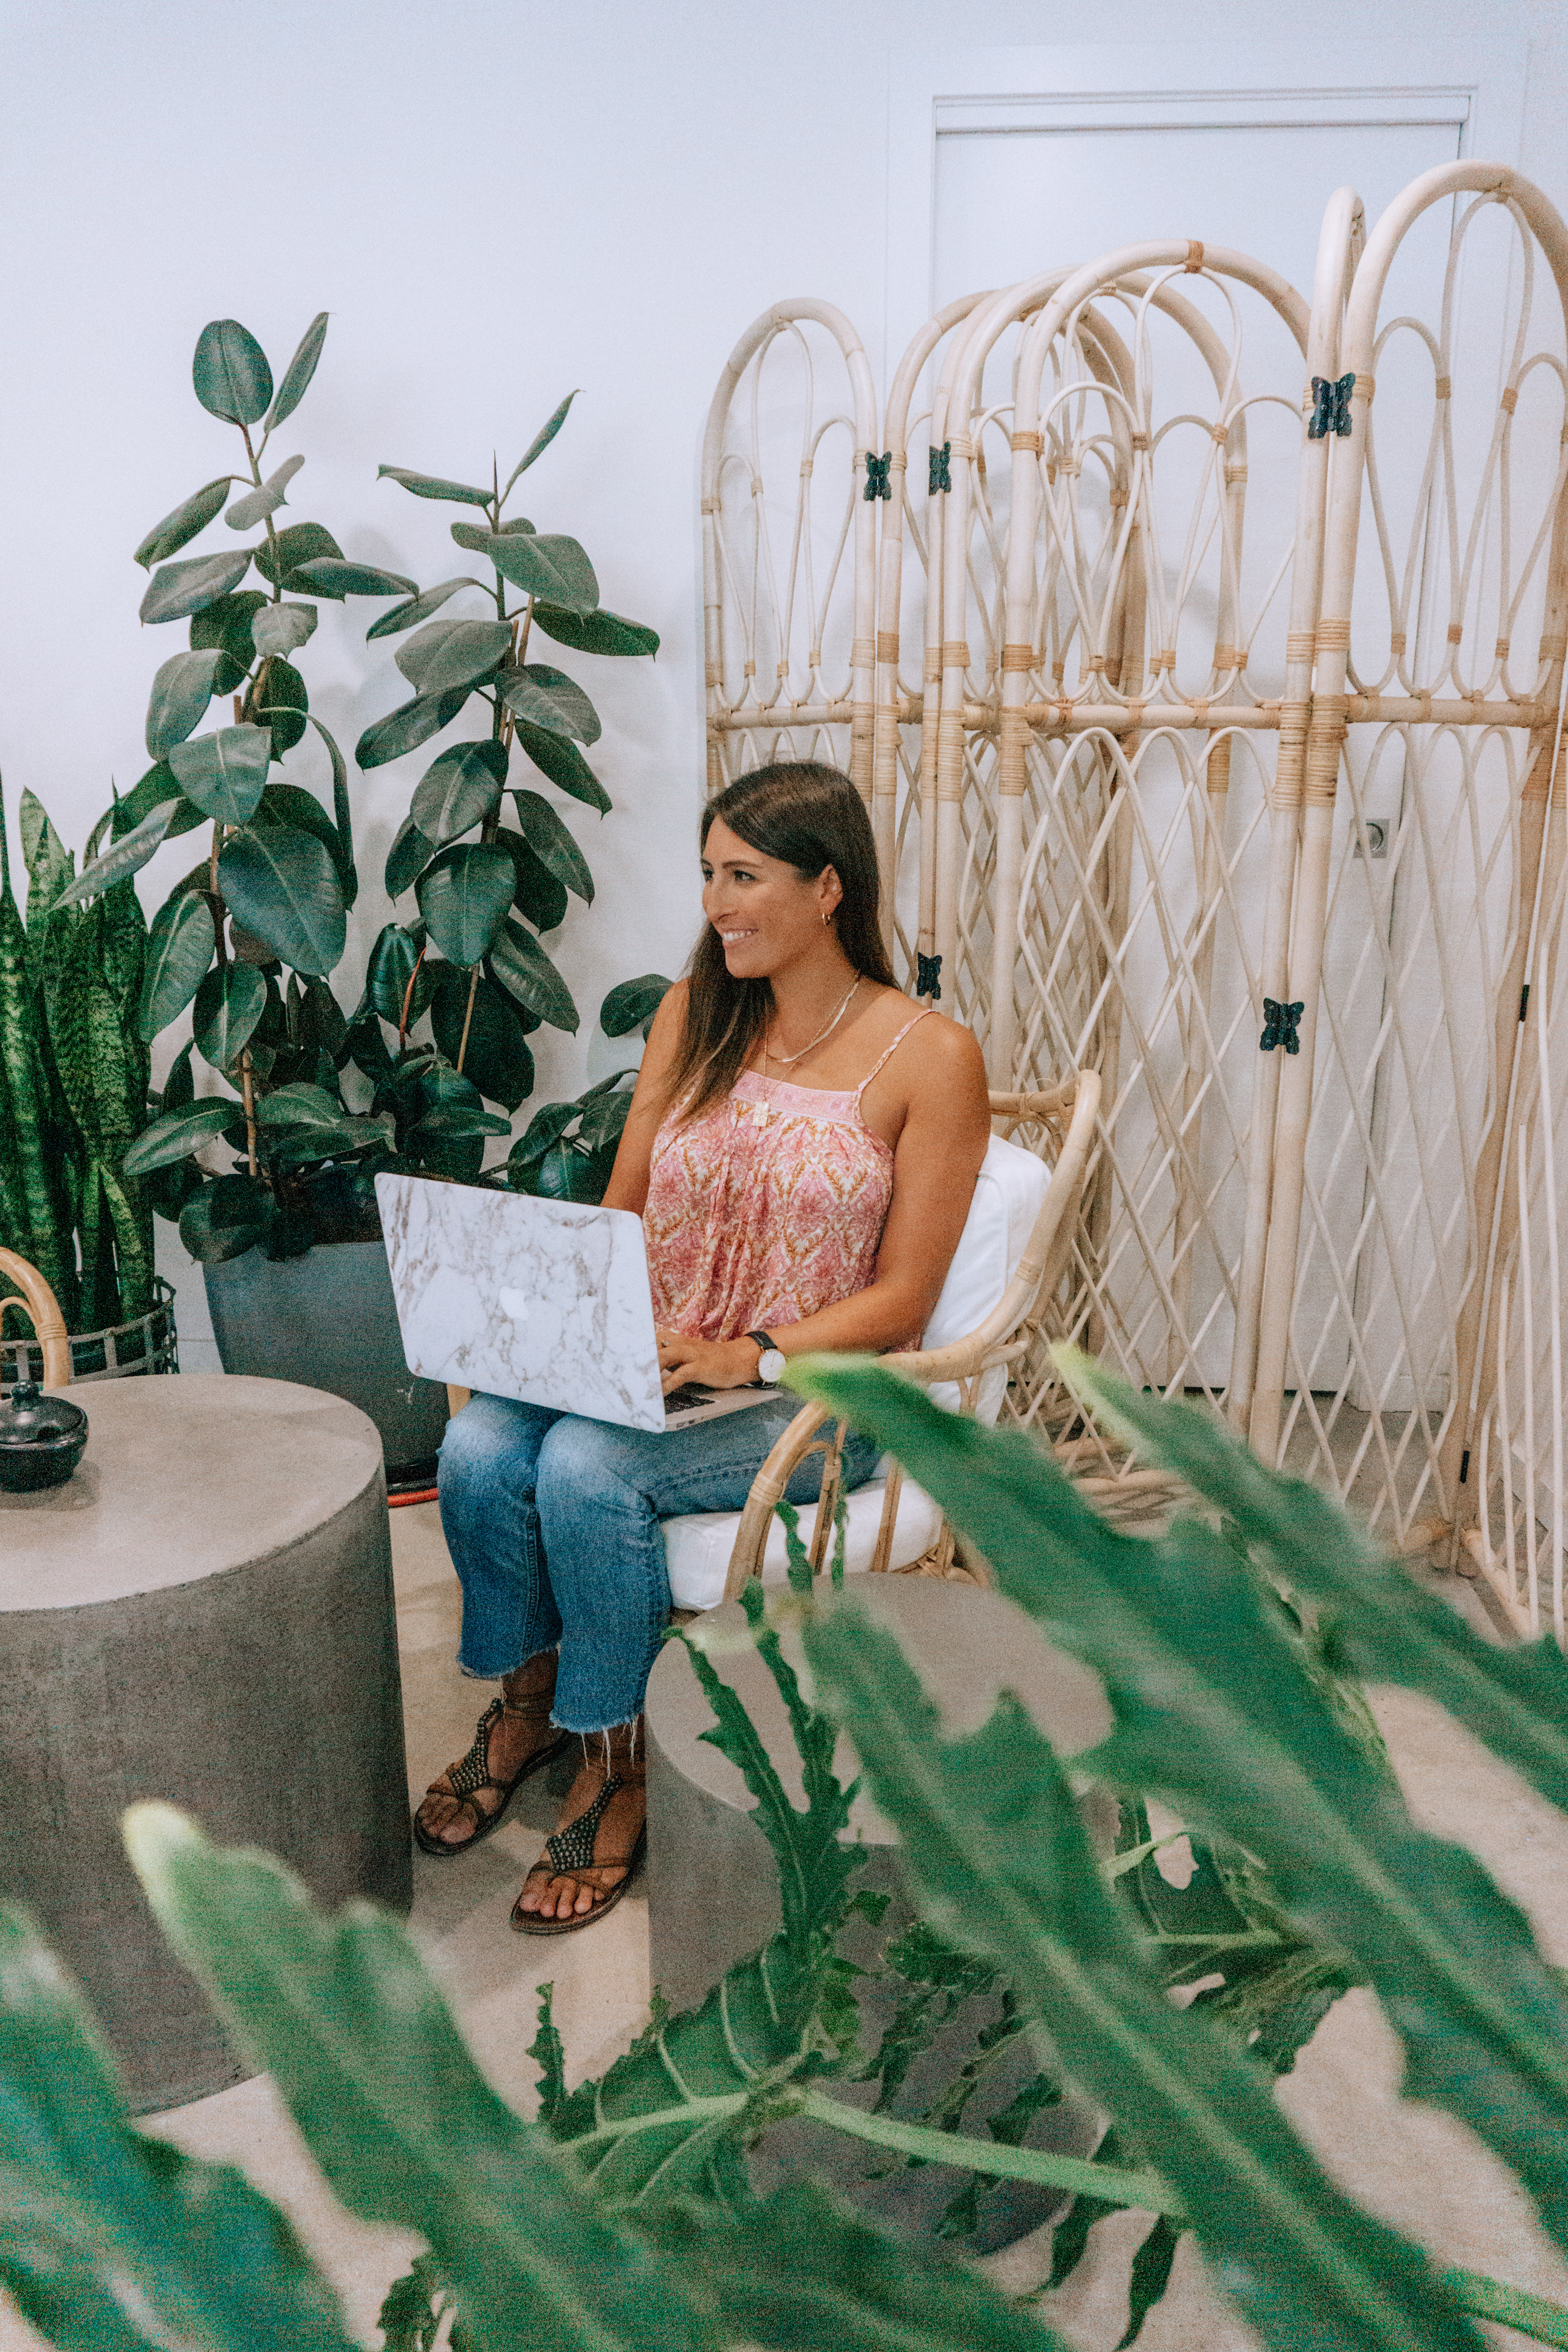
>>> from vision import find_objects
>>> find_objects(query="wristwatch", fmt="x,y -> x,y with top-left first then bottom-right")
746,1328 -> 788,1384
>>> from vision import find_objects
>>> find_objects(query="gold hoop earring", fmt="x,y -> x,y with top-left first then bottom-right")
822,909 -> 832,927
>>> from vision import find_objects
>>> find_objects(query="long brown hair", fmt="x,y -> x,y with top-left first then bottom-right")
666,761 -> 897,1123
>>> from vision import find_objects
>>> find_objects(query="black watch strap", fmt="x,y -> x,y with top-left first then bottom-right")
746,1328 -> 775,1354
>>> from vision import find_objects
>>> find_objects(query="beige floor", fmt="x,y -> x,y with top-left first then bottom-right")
6,1516 -> 1568,2350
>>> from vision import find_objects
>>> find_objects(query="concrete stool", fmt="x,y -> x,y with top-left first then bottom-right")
646,1574 -> 1115,2249
0,1373 -> 411,2112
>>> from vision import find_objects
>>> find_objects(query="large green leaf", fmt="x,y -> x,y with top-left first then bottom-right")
265,311 -> 329,429
121,1095 -> 242,1176
451,523 -> 599,611
193,318 -> 273,424
488,917 -> 577,1031
502,390 -> 578,497
179,1176 -> 271,1263
428,965 -> 534,1109
47,798 -> 178,914
256,782 -> 353,907
532,604 -> 660,658
140,547 -> 254,625
797,1589 -> 1479,2352
254,654 -> 308,757
1057,1355 -> 1568,1826
355,686 -> 469,771
499,825 -> 568,932
411,742 -> 504,845
289,558 -> 418,601
0,1903 -> 358,2352
218,827 -> 346,975
224,453 -> 305,531
112,762 -> 205,841
366,577 -> 482,640
511,788 -> 593,901
136,890 -> 215,1040
192,960 -> 267,1071
133,475 -> 233,569
791,1358 -> 1568,2288
377,463 -> 493,507
501,662 -> 601,745
415,843 -> 514,967
250,601 -> 317,660
167,725 -> 271,825
384,814 -> 433,898
395,616 -> 512,697
253,522 -> 343,593
511,718 -> 611,811
366,924 -> 433,1027
145,649 -> 222,758
190,587 -> 266,694
122,1806 -> 717,2352
601,972 -> 672,1037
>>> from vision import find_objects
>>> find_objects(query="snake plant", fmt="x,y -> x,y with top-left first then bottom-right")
0,781 -> 154,1342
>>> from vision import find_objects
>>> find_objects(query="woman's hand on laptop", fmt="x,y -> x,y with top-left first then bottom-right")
655,1326 -> 765,1395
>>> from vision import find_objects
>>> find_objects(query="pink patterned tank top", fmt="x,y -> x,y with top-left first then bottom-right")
644,1011 -> 933,1341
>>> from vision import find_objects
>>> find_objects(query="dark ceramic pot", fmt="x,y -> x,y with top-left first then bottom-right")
203,1239 -> 449,1481
0,1380 -> 89,1492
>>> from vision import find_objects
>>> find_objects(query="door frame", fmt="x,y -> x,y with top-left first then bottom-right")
883,40 -> 1528,373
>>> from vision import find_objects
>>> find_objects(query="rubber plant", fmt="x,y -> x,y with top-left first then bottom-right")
9,1381 -> 1568,2348
337,395 -> 660,1185
0,783 -> 155,1349
69,310 -> 419,1265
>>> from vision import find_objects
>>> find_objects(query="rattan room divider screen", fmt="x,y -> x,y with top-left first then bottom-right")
700,161 -> 1568,1640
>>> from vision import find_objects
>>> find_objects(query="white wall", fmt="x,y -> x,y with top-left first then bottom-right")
1,0 -> 1563,1353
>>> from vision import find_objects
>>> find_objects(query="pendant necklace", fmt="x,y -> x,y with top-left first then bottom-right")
753,975 -> 861,1126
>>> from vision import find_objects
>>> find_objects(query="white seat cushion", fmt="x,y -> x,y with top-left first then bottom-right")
661,1132 -> 1048,1611
664,1471 -> 943,1610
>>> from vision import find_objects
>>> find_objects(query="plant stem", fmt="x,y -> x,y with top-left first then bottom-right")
398,946 -> 427,1051
240,1048 -> 258,1178
1445,2268 -> 1568,2348
794,2090 -> 1175,2210
455,966 -> 479,1074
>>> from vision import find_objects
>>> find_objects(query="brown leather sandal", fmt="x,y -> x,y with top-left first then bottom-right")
511,1719 -> 646,1935
414,1656 -> 569,1859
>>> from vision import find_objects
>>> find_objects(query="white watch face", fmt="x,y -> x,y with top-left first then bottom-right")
758,1348 -> 787,1384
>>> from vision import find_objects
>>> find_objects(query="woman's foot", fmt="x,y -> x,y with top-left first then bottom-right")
511,1717 -> 647,1933
414,1652 -> 569,1857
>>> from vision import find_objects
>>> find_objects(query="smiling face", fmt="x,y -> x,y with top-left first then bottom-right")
700,816 -> 842,980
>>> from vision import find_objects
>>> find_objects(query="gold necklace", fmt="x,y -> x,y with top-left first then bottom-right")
752,975 -> 861,1125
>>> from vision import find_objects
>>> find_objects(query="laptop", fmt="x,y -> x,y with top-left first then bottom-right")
375,1172 -> 780,1435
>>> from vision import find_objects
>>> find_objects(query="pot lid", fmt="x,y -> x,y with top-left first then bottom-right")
0,1379 -> 89,1446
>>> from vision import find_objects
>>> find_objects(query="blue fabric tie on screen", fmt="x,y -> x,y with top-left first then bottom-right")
916,951 -> 942,1002
863,451 -> 892,501
928,440 -> 951,493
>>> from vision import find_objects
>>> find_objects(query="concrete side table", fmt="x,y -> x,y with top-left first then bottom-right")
646,1574 -> 1117,2250
0,1373 -> 411,2112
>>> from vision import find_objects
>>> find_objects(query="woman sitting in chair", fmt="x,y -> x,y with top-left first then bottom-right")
417,759 -> 991,1933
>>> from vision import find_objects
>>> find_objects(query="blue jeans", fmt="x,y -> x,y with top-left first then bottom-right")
437,1394 -> 881,1732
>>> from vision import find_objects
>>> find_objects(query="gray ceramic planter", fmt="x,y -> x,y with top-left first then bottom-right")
204,1237 -> 448,1478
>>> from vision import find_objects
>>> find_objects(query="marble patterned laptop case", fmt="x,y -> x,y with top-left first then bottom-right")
376,1173 -> 670,1432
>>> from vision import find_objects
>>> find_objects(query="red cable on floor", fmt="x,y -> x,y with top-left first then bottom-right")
389,1487 -> 439,1508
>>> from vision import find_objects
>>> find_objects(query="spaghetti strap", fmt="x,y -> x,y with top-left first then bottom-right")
853,1006 -> 936,1106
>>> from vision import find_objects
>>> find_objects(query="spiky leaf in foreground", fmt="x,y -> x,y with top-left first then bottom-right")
0,1904 -> 357,2352
122,1805 -> 717,2352
798,1597 -> 1478,2352
788,1357 -> 1568,2268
